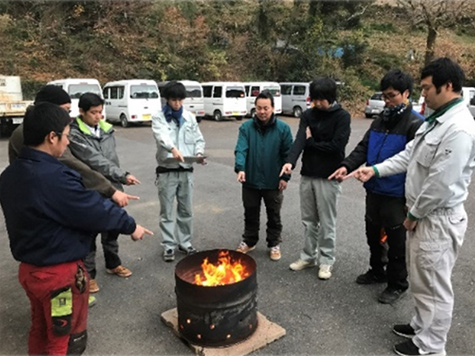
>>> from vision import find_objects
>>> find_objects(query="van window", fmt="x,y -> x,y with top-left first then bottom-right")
245,85 -> 250,95
130,85 -> 158,99
103,88 -> 109,99
281,85 -> 292,95
264,86 -> 281,97
213,86 -> 222,98
68,84 -> 102,99
110,87 -> 119,99
293,85 -> 306,95
203,86 -> 212,98
250,86 -> 260,97
185,85 -> 202,98
226,86 -> 245,98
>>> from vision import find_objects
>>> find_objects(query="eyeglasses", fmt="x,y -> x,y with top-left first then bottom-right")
382,92 -> 401,101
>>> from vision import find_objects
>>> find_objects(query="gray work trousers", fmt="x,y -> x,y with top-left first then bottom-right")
299,176 -> 341,266
408,205 -> 467,354
157,171 -> 194,251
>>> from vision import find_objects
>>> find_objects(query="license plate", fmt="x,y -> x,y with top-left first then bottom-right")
13,118 -> 23,124
142,114 -> 151,120
232,112 -> 239,115
371,109 -> 379,113
12,103 -> 26,109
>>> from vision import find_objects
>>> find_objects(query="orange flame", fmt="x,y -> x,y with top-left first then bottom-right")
194,250 -> 249,286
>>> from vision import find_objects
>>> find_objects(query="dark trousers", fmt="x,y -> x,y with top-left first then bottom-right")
242,186 -> 283,248
365,192 -> 408,291
83,231 -> 121,279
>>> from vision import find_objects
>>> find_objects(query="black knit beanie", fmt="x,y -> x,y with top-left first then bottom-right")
34,85 -> 71,105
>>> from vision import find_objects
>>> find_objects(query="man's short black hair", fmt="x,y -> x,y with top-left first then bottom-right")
310,77 -> 337,103
255,90 -> 274,107
163,81 -> 187,100
23,102 -> 71,146
78,93 -> 104,112
380,69 -> 414,96
421,57 -> 465,93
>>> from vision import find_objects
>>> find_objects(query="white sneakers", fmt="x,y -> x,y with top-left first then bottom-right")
289,260 -> 333,280
318,264 -> 332,280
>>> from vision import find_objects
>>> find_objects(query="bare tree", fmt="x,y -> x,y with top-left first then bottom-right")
397,0 -> 474,66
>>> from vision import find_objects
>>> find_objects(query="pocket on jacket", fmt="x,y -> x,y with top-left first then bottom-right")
184,126 -> 196,144
415,135 -> 440,167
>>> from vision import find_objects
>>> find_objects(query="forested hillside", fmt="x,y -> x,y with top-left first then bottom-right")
1,0 -> 474,115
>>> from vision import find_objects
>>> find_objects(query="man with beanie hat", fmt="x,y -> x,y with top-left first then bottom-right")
8,85 -> 137,208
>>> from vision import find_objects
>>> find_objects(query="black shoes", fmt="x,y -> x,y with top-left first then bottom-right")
394,340 -> 445,356
178,245 -> 197,255
393,324 -> 415,339
356,269 -> 387,284
163,249 -> 175,262
378,287 -> 407,304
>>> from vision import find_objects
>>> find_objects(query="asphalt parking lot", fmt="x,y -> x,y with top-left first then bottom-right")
1,115 -> 474,355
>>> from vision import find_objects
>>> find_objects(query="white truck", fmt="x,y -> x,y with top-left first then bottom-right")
0,76 -> 31,136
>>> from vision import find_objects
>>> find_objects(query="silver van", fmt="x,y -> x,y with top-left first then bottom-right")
279,82 -> 311,117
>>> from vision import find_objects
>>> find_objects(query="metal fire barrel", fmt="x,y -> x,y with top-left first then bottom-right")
175,249 -> 258,347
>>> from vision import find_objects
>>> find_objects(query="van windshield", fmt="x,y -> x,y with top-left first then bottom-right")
68,84 -> 102,99
226,87 -> 245,98
186,86 -> 203,98
130,85 -> 159,99
263,86 -> 281,97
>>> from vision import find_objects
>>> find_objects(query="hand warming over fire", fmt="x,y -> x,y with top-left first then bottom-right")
131,225 -> 154,241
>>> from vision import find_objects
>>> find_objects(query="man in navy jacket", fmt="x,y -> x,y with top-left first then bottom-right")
0,103 -> 152,355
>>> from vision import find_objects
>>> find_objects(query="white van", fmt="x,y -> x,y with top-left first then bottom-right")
201,82 -> 247,121
244,82 -> 282,116
102,80 -> 160,127
279,82 -> 311,117
157,80 -> 205,122
47,78 -> 104,119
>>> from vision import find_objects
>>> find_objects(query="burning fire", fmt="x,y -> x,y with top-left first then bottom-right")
194,250 -> 249,286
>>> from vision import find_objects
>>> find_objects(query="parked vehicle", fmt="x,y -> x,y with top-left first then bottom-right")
201,81 -> 247,121
364,92 -> 385,118
157,80 -> 204,122
243,82 -> 282,116
47,78 -> 104,119
279,82 -> 311,117
103,79 -> 160,127
418,86 -> 475,118
0,75 -> 31,136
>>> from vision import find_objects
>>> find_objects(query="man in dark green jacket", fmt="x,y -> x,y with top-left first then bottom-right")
234,91 -> 293,261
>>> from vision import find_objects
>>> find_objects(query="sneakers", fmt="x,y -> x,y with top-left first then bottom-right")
356,269 -> 387,284
106,265 -> 132,278
178,245 -> 197,255
289,259 -> 316,271
269,246 -> 281,261
394,340 -> 445,356
318,264 -> 332,280
393,324 -> 415,339
163,249 -> 175,262
89,279 -> 100,293
378,287 -> 407,304
88,295 -> 97,308
236,241 -> 256,254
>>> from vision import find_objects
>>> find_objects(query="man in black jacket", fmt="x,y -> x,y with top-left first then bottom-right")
281,77 -> 351,280
329,69 -> 423,304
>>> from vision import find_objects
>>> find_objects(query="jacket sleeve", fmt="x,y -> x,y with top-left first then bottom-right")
151,112 -> 174,151
234,125 -> 249,173
43,168 -> 136,235
68,132 -> 127,184
280,124 -> 294,181
286,115 -> 308,167
341,128 -> 371,172
192,119 -> 206,155
305,112 -> 351,153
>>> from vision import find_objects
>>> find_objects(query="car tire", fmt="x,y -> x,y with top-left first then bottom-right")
365,113 -> 372,118
236,116 -> 243,121
293,106 -> 302,118
213,110 -> 222,121
120,114 -> 129,128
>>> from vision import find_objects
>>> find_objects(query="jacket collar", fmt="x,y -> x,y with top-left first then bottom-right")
75,117 -> 113,136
